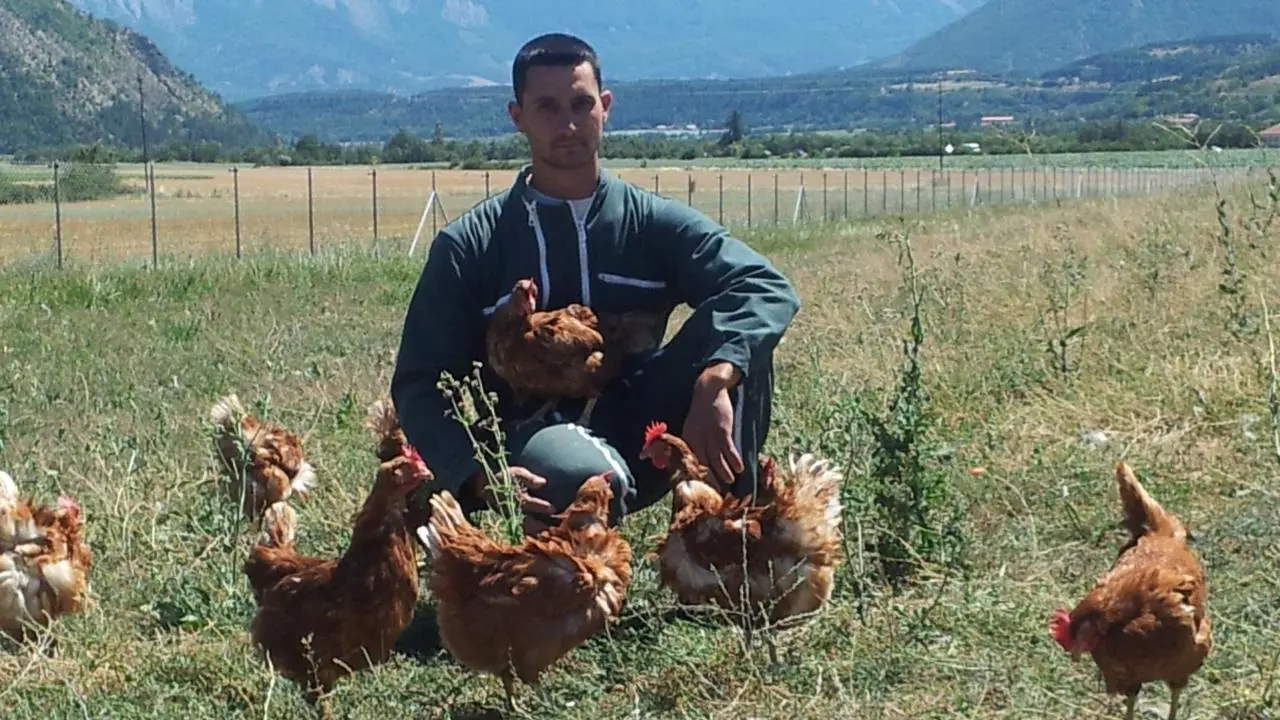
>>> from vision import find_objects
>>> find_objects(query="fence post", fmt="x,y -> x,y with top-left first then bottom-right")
843,170 -> 848,220
52,161 -> 62,269
820,172 -> 827,222
747,174 -> 752,228
773,173 -> 779,226
431,170 -> 438,237
653,173 -> 659,195
863,167 -> 869,216
148,161 -> 159,268
485,171 -> 491,199
231,166 -> 241,259
687,173 -> 694,206
797,172 -> 805,225
371,167 -> 379,245
307,166 -> 315,256
718,173 -> 724,225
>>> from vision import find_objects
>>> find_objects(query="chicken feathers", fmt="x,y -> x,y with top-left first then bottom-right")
1049,461 -> 1211,720
417,472 -> 632,708
0,470 -> 92,642
210,393 -> 316,522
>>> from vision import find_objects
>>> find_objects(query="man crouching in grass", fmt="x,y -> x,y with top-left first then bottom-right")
390,32 -> 800,533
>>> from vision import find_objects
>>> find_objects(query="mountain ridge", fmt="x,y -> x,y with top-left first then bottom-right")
0,0 -> 271,153
233,34 -> 1280,143
63,0 -> 988,100
878,0 -> 1280,74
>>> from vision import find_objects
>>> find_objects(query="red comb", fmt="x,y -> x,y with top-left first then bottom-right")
600,470 -> 614,482
1049,609 -> 1073,650
643,421 -> 667,447
402,444 -> 424,464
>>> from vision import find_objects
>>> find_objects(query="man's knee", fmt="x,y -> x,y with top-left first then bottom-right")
506,420 -> 638,524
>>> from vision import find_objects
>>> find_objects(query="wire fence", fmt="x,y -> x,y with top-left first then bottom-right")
0,162 -> 1257,268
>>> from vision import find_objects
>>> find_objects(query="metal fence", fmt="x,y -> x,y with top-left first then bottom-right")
0,162 -> 1255,268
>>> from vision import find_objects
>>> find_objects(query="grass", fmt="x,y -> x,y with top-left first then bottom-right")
2,170 -> 1280,718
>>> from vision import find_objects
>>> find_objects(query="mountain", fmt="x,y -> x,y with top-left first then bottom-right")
0,0 -> 271,153
63,0 -> 988,101
879,0 -> 1280,74
235,34 -> 1280,143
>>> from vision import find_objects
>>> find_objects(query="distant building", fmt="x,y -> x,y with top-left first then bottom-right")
980,115 -> 1015,127
1262,123 -> 1280,148
1163,113 -> 1200,127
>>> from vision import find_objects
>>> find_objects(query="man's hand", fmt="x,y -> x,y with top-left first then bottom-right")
467,466 -> 557,517
682,362 -> 745,486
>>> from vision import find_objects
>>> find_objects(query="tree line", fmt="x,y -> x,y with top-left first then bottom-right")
8,117 -> 1269,169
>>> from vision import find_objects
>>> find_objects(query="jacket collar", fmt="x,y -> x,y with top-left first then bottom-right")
512,164 -> 613,207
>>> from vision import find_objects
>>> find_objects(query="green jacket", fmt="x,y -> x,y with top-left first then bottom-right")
390,166 -> 800,494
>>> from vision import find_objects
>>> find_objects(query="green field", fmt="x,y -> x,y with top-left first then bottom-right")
1,170 -> 1278,717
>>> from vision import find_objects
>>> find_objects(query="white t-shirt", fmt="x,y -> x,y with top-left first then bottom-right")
567,196 -> 593,226
529,183 -> 595,226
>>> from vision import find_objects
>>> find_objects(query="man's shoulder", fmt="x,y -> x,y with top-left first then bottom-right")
599,170 -> 709,227
439,186 -> 513,250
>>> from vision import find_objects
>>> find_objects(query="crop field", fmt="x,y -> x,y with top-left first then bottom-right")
1,162 -> 1279,717
0,152 -> 1264,268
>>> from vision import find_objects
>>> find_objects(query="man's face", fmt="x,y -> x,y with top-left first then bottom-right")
508,61 -> 612,171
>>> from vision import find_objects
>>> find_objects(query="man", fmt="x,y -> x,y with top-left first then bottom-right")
391,32 -> 799,532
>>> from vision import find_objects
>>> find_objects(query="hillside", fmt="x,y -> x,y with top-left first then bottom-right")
234,35 -> 1280,143
64,0 -> 987,101
0,0 -> 270,153
878,0 -> 1280,74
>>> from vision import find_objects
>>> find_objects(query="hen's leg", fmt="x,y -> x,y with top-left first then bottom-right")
1167,686 -> 1182,720
501,673 -> 523,714
577,395 -> 599,426
517,399 -> 559,428
1122,693 -> 1137,720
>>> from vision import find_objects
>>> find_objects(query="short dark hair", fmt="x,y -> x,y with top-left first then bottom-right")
511,32 -> 602,103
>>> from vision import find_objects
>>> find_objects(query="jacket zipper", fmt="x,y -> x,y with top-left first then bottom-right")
522,198 -> 551,309
574,211 -> 590,306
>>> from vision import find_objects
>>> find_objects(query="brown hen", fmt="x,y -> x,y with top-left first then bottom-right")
1050,461 -> 1212,720
639,422 -> 844,626
210,393 -> 316,522
416,472 -> 633,711
243,446 -> 430,716
0,471 -> 93,642
485,278 -> 614,426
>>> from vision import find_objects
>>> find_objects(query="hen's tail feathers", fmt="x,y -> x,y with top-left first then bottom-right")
290,461 -> 317,497
259,501 -> 297,549
0,470 -> 17,507
209,393 -> 247,433
416,491 -> 470,560
1115,461 -> 1185,542
364,396 -> 406,462
788,453 -> 845,532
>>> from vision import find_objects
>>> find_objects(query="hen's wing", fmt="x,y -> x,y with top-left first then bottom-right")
420,492 -> 619,614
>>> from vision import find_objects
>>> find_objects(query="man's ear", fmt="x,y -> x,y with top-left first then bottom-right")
600,88 -> 613,121
507,100 -> 523,131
